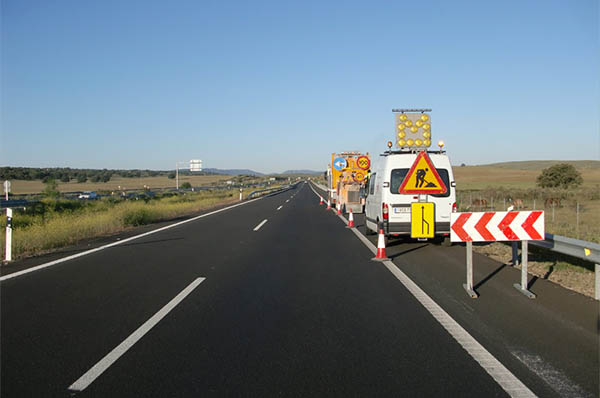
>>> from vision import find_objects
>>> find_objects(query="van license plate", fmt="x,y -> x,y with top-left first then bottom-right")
394,207 -> 410,214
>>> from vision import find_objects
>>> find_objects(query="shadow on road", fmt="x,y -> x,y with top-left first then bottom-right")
474,263 -> 507,290
389,244 -> 429,260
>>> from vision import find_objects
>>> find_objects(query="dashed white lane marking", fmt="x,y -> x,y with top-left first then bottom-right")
253,219 -> 268,231
307,182 -> 536,398
68,277 -> 206,392
1,197 -> 264,282
277,206 -> 283,211
286,199 -> 290,203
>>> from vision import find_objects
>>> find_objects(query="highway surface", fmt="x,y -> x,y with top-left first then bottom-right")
1,182 -> 597,397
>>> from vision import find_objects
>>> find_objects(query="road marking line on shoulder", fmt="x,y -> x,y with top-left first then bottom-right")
0,198 -> 263,282
68,277 -> 205,392
253,219 -> 268,231
277,206 -> 283,211
307,183 -> 536,398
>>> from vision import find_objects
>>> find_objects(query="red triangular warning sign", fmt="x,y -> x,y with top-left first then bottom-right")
398,151 -> 448,194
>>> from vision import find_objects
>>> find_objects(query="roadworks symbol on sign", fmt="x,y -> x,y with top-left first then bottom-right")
398,151 -> 447,195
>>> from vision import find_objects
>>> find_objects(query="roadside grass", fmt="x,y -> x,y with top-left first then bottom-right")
0,190 -> 240,259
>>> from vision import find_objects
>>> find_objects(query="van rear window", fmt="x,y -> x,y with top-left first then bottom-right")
390,168 -> 451,198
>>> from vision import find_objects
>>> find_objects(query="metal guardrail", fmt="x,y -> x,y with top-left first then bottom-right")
530,233 -> 600,301
1,200 -> 31,209
530,233 -> 600,264
247,184 -> 294,199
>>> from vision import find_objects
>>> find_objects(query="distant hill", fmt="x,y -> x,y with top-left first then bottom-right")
280,170 -> 323,175
203,168 -> 264,176
465,160 -> 600,170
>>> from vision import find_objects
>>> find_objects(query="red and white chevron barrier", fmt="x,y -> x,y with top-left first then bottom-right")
451,211 -> 544,242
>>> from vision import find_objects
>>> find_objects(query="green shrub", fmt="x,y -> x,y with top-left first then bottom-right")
122,208 -> 154,226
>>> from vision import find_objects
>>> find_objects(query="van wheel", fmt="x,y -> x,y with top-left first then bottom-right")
364,223 -> 375,236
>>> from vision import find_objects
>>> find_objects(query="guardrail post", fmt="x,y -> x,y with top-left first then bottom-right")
513,240 -> 536,298
511,241 -> 519,266
595,264 -> 599,301
463,241 -> 477,298
4,208 -> 12,263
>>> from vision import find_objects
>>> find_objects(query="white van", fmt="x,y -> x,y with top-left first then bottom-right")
364,151 -> 456,242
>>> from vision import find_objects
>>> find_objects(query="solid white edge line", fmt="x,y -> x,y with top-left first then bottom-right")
1,197 -> 263,282
68,277 -> 206,392
253,219 -> 268,231
306,182 -> 536,398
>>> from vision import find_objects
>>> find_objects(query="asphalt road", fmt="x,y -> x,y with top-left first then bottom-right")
1,182 -> 597,397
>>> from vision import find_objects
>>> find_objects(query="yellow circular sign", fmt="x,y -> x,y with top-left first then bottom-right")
354,172 -> 365,182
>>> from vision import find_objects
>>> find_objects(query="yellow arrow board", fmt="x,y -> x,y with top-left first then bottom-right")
398,151 -> 447,194
411,202 -> 435,238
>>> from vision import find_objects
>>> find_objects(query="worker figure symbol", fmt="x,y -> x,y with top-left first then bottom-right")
415,168 -> 437,188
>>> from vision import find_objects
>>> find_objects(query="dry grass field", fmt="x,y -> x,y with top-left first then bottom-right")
453,162 -> 600,190
8,175 -> 231,194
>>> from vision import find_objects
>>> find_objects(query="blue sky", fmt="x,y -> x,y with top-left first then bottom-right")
1,0 -> 598,173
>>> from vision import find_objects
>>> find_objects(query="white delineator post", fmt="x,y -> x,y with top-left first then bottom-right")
239,188 -> 243,201
5,208 -> 13,263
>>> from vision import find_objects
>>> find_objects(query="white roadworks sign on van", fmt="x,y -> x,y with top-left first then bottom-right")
364,150 -> 457,241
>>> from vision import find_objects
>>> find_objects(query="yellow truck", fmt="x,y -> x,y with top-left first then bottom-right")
328,152 -> 370,213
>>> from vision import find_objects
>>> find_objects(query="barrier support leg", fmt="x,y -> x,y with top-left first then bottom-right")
513,240 -> 536,299
463,241 -> 477,298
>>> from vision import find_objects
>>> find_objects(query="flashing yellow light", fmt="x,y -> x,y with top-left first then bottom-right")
421,114 -> 429,121
415,139 -> 423,146
410,126 -> 418,133
398,131 -> 406,139
424,139 -> 431,146
423,131 -> 431,138
415,120 -> 423,127
398,139 -> 406,146
397,123 -> 406,130
423,123 -> 430,130
405,120 -> 413,127
407,139 -> 415,146
387,141 -> 393,148
438,140 -> 445,148
399,114 -> 408,121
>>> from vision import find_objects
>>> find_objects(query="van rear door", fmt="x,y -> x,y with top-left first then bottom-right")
388,167 -> 454,231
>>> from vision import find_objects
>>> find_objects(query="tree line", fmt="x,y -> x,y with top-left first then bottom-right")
0,167 -> 216,183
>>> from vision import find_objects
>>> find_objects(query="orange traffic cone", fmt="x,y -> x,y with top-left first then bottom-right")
326,199 -> 331,210
337,203 -> 342,215
372,228 -> 389,261
319,196 -> 324,205
346,208 -> 355,228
